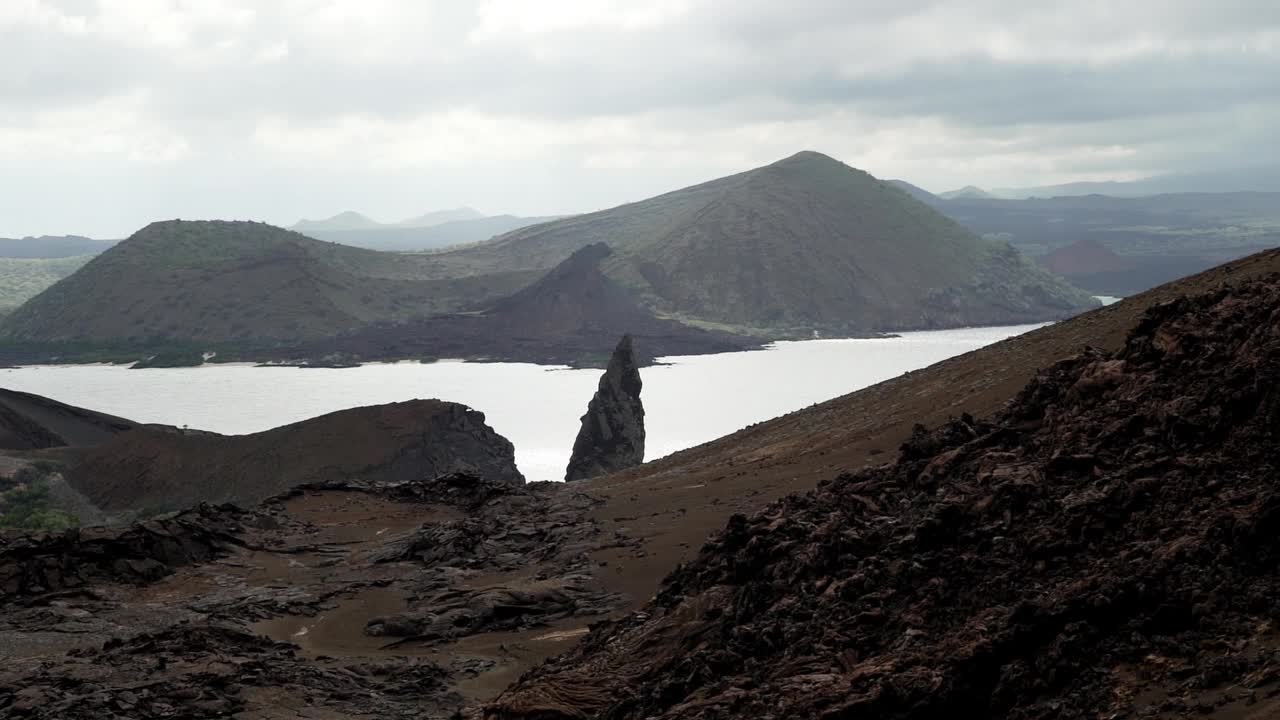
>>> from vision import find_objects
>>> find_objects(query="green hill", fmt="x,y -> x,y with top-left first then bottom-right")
436,151 -> 1097,334
0,220 -> 530,345
0,256 -> 92,315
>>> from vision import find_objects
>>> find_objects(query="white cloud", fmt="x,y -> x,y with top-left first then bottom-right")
471,0 -> 691,38
0,90 -> 190,164
0,0 -> 1276,236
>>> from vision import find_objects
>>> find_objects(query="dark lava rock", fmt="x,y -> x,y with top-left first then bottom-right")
367,574 -> 626,646
565,334 -> 645,481
489,275 -> 1280,719
369,472 -> 630,646
0,504 -> 247,601
0,623 -> 457,719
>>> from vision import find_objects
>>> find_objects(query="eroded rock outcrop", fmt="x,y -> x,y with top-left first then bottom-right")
1,504 -> 247,601
68,399 -> 524,513
490,275 -> 1280,720
565,335 -> 645,481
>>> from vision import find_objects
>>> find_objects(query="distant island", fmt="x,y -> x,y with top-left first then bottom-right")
0,151 -> 1098,368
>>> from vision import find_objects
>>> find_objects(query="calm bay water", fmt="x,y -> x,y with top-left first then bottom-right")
1,324 -> 1043,481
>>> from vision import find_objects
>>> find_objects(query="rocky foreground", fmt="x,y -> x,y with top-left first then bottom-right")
1,473 -> 635,718
490,275 -> 1280,718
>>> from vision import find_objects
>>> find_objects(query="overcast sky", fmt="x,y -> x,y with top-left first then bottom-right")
2,1 -> 1278,237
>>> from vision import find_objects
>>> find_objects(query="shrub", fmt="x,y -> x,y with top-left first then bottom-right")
0,479 -> 77,531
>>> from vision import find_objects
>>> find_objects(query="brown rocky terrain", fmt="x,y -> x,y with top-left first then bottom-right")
491,270 -> 1280,719
67,400 -> 523,513
2,248 -> 1280,718
0,388 -> 139,451
0,474 -> 631,718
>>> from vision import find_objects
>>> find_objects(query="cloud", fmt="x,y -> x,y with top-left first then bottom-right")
0,0 -> 1276,236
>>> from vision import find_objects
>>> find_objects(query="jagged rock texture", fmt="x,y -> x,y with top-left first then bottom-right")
1,624 -> 458,719
565,335 -> 645,481
1,504 -> 247,601
491,275 -> 1280,719
0,473 -> 633,718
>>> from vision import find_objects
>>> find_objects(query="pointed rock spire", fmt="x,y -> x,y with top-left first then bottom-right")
564,335 -> 645,481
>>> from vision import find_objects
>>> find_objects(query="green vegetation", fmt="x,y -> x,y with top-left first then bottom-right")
0,255 -> 91,314
0,464 -> 77,531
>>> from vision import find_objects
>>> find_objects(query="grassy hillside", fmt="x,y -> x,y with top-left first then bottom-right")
0,256 -> 92,315
0,220 -> 530,345
438,151 -> 1097,334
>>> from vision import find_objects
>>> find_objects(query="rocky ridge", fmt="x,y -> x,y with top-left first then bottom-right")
0,388 -> 139,451
67,399 -> 523,513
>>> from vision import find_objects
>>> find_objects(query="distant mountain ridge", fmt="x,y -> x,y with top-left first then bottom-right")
991,165 -> 1280,199
290,207 -> 485,233
290,210 -> 381,233
939,185 -> 996,200
0,236 -> 116,259
435,151 -> 1098,333
394,207 -> 485,227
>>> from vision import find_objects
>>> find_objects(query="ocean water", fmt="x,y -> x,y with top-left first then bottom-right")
1,324 -> 1043,482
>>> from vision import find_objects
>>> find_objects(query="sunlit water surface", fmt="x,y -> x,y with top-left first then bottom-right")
1,324 -> 1045,481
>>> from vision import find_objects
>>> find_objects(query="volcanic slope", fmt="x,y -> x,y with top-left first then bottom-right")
567,248 -> 1280,622
0,388 -> 139,451
66,399 -> 523,513
0,220 -> 533,345
305,243 -> 756,366
440,151 -> 1097,333
492,266 -> 1280,719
